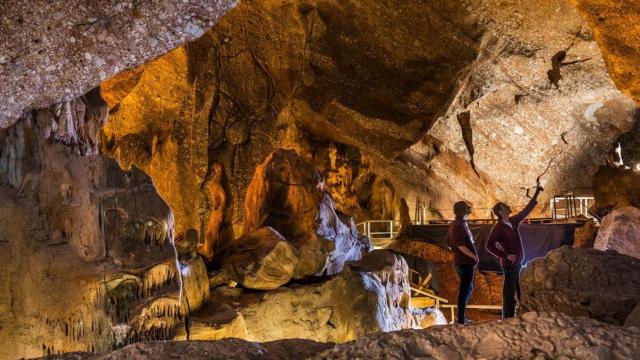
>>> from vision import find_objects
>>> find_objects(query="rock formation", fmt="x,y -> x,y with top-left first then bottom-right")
521,246 -> 640,325
220,226 -> 297,290
594,207 -> 640,259
241,149 -> 370,279
592,165 -> 640,216
43,312 -> 640,360
0,0 -> 236,127
98,0 -> 638,243
44,338 -> 333,360
314,312 -> 640,360
424,0 -> 637,218
180,251 -> 445,343
0,101 -> 208,359
569,0 -> 640,105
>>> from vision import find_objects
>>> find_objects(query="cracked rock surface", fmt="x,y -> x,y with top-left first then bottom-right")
0,0 -> 236,127
521,246 -> 640,325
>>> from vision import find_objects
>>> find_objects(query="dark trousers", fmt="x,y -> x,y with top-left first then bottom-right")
455,264 -> 475,324
502,264 -> 522,318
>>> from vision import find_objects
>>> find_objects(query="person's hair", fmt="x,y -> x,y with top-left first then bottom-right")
493,202 -> 506,219
453,201 -> 469,218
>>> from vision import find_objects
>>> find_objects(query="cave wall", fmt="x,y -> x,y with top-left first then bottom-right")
0,105 -> 208,359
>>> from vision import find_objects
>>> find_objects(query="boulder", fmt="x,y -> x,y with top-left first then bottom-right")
181,250 -> 445,344
573,218 -> 597,248
594,207 -> 640,259
221,227 -> 298,290
521,246 -> 640,325
243,149 -> 371,278
313,312 -> 640,360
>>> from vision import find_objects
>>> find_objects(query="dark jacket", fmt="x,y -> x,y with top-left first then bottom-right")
447,219 -> 478,266
485,199 -> 538,268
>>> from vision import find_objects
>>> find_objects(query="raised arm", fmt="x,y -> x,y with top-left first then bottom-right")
485,227 -> 508,260
509,198 -> 537,225
510,185 -> 543,224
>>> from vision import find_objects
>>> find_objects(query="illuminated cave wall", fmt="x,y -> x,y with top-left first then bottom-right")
102,0 -> 636,240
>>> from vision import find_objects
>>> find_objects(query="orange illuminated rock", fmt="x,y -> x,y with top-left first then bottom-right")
199,163 -> 228,262
221,227 -> 298,290
243,149 -> 371,278
101,42 -> 212,238
100,67 -> 145,110
182,250 -> 445,343
569,0 -> 640,105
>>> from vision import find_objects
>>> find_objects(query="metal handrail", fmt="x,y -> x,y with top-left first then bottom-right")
440,304 -> 502,324
356,220 -> 400,241
410,286 -> 448,309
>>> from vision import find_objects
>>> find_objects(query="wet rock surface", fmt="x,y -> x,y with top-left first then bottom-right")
595,207 -> 640,260
0,0 -> 236,127
42,312 -> 640,360
521,246 -> 640,325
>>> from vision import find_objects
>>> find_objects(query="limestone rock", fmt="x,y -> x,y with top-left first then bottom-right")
313,312 -> 640,360
221,227 -> 298,290
185,250 -> 445,344
101,40 -> 215,239
49,313 -> 640,360
573,218 -> 597,248
624,303 -> 640,328
0,104 -> 208,358
98,0 -> 639,240
243,149 -> 370,278
424,0 -> 638,216
595,207 -> 640,259
592,165 -> 640,217
0,0 -> 236,127
43,338 -> 333,360
569,0 -> 640,105
521,246 -> 640,325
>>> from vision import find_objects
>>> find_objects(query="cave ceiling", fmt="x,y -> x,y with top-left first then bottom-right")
100,0 -> 638,233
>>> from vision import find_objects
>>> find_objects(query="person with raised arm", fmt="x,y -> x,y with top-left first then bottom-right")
486,184 -> 543,318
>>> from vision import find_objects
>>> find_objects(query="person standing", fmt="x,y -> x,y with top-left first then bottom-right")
486,185 -> 543,318
447,201 -> 478,324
